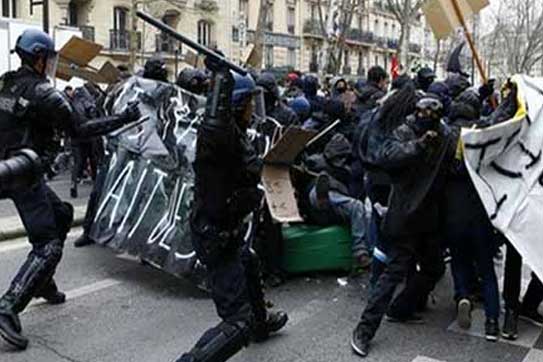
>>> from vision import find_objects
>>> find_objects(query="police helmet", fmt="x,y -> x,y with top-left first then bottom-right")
288,96 -> 311,122
232,72 -> 258,110
143,56 -> 168,82
15,29 -> 55,62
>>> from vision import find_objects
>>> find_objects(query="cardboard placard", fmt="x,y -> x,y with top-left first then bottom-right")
58,36 -> 103,67
262,127 -> 317,223
423,0 -> 489,39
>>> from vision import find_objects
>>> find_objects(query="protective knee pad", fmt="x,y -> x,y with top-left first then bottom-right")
188,320 -> 250,362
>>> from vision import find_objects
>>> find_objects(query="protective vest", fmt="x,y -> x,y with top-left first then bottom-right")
0,71 -> 42,160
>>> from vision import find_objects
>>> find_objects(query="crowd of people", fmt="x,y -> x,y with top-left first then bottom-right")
0,28 -> 542,362
67,55 -> 543,359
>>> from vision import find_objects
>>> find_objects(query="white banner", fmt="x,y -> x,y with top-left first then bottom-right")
462,75 -> 543,281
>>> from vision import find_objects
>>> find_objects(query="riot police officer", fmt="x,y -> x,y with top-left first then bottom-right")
175,59 -> 288,362
0,29 -> 140,350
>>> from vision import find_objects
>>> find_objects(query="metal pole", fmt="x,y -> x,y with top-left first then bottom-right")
43,0 -> 50,33
136,10 -> 247,75
130,0 -> 138,72
450,0 -> 496,108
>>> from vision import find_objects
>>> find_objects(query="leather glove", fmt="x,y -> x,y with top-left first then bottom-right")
120,102 -> 141,124
204,49 -> 229,73
478,79 -> 495,101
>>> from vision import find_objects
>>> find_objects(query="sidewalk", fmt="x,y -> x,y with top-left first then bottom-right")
0,174 -> 92,241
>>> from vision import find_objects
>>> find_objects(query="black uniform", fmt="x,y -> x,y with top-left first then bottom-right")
0,66 -> 136,342
177,68 -> 286,362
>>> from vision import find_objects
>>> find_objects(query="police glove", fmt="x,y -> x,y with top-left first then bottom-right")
204,50 -> 229,74
120,102 -> 142,124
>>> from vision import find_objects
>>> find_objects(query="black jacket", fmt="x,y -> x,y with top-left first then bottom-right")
443,95 -> 491,234
305,133 -> 352,195
357,82 -> 385,114
372,118 -> 455,237
0,67 -> 131,164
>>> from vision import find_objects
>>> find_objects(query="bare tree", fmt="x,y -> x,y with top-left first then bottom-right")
385,0 -> 425,70
490,0 -> 543,75
315,0 -> 363,75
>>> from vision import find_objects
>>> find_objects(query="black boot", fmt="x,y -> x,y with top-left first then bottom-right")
36,279 -> 66,305
252,310 -> 289,342
0,311 -> 28,350
74,234 -> 95,248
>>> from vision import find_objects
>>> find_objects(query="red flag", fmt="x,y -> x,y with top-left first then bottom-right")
391,56 -> 400,80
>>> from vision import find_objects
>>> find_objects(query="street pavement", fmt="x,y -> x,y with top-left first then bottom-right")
0,230 -> 541,362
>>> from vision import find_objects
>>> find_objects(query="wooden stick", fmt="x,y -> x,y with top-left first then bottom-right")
450,0 -> 497,108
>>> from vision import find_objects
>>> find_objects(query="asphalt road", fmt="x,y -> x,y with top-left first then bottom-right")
0,231 -> 541,362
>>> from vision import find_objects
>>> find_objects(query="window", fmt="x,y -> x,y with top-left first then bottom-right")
198,20 -> 213,47
374,19 -> 379,36
358,14 -> 363,30
114,7 -> 128,31
375,55 -> 379,66
287,7 -> 295,34
68,1 -> 78,26
265,6 -> 274,31
239,0 -> 249,26
2,0 -> 16,18
310,4 -> 317,20
287,48 -> 296,68
265,45 -> 274,69
112,7 -> 129,50
392,24 -> 396,39
384,22 -> 388,38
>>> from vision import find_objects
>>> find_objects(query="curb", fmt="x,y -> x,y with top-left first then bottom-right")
0,206 -> 87,242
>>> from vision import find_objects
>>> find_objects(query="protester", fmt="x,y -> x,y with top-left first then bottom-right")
304,133 -> 372,269
352,92 -> 453,357
443,90 -> 501,341
256,72 -> 297,127
415,67 -> 436,93
357,66 -> 388,114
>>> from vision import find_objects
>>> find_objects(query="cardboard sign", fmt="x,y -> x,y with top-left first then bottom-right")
423,0 -> 489,39
262,127 -> 317,223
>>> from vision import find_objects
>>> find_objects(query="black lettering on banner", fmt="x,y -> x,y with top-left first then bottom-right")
503,127 -> 521,150
490,194 -> 507,220
490,161 -> 522,179
518,142 -> 541,169
464,137 -> 502,173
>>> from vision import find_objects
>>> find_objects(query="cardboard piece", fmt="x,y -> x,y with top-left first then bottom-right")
58,36 -> 103,67
56,36 -> 120,84
262,127 -> 317,223
423,0 -> 489,39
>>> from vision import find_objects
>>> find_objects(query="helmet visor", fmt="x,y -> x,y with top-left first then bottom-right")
253,86 -> 266,120
44,52 -> 59,80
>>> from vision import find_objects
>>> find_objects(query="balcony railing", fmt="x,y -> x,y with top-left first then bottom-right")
109,30 -> 141,51
387,38 -> 399,49
156,34 -> 180,53
303,19 -> 322,35
80,26 -> 95,42
346,28 -> 375,44
373,0 -> 395,13
375,36 -> 387,48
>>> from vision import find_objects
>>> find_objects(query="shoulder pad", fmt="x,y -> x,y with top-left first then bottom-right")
35,81 -> 54,94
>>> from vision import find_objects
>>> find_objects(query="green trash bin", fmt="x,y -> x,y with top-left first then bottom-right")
281,224 -> 353,274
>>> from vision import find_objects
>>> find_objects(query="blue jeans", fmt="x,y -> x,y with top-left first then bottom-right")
449,222 -> 500,319
309,188 -> 370,257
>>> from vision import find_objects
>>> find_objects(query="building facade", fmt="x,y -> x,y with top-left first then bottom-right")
1,0 -> 438,80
